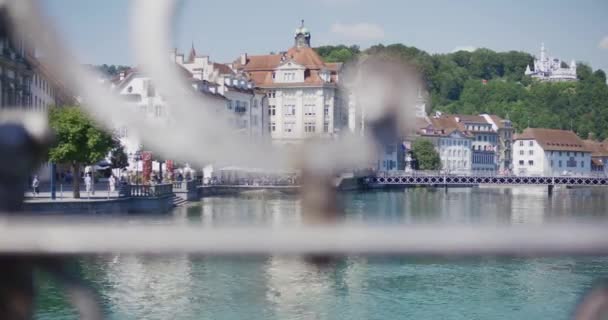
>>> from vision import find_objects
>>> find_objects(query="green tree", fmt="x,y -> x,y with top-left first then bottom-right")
110,144 -> 129,171
314,45 -> 360,63
48,107 -> 115,198
319,42 -> 608,140
96,64 -> 130,77
411,139 -> 441,170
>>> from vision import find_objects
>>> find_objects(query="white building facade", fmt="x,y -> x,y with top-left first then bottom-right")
525,43 -> 577,82
171,47 -> 269,139
114,69 -> 228,168
234,23 -> 347,145
512,128 -> 591,176
437,131 -> 473,174
419,119 -> 473,174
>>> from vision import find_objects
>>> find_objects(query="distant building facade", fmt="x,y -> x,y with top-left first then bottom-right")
583,139 -> 608,175
0,12 -> 32,108
525,43 -> 577,82
419,116 -> 473,174
114,68 -> 229,167
512,128 -> 591,176
171,46 -> 269,139
233,22 -> 347,145
481,114 -> 514,173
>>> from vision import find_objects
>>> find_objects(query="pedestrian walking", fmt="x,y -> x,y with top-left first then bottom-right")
32,175 -> 40,197
84,173 -> 92,196
109,175 -> 116,192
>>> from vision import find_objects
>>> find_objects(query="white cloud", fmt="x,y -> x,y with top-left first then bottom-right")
599,36 -> 608,50
452,46 -> 477,53
330,22 -> 385,42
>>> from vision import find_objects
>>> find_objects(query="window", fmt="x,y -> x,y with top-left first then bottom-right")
267,91 -> 276,98
519,160 -> 524,165
252,115 -> 258,126
581,161 -> 585,168
529,141 -> 533,147
323,122 -> 329,133
284,104 -> 296,116
304,122 -> 316,133
253,99 -> 258,108
551,160 -> 554,167
283,72 -> 296,81
567,152 -> 571,156
324,105 -> 330,117
559,160 -> 562,167
483,136 -> 488,142
519,141 -> 524,146
304,104 -> 316,116
154,105 -> 162,117
520,150 -> 524,155
283,122 -> 295,133
529,150 -> 533,155
385,145 -> 395,155
146,81 -> 155,97
559,152 -> 563,156
270,122 -> 276,132
269,105 -> 276,116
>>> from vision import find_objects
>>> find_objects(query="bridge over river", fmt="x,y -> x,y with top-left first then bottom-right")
367,175 -> 608,195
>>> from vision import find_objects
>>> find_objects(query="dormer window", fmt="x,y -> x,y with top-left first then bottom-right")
320,69 -> 330,82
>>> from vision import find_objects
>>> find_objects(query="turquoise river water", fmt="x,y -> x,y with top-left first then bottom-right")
34,187 -> 608,319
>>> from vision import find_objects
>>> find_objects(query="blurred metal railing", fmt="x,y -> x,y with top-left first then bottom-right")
0,1 -> 607,319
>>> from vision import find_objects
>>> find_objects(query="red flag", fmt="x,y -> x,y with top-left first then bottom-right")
142,151 -> 152,184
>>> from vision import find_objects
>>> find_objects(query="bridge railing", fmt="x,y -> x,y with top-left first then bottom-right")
368,174 -> 608,186
125,184 -> 174,197
375,170 -> 607,179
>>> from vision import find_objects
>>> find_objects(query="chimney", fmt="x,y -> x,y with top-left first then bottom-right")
240,53 -> 247,65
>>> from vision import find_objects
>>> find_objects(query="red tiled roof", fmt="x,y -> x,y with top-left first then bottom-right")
455,114 -> 487,123
234,46 -> 334,86
213,63 -> 235,75
583,140 -> 608,157
418,117 -> 473,137
488,115 -> 508,129
515,128 -> 592,152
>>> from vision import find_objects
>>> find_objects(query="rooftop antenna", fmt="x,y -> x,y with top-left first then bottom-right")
301,19 -> 304,28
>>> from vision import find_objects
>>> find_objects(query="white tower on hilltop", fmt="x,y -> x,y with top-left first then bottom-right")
525,43 -> 577,82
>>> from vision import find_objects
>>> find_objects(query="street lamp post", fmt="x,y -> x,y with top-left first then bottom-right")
50,162 -> 56,200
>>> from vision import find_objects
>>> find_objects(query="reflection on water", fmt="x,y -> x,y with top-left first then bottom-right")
34,187 -> 608,320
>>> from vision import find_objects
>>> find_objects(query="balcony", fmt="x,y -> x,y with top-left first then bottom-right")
235,106 -> 247,113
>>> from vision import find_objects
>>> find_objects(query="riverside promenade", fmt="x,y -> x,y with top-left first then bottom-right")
23,183 -> 175,214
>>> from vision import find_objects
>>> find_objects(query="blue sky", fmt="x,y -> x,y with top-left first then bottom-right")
43,0 -> 608,71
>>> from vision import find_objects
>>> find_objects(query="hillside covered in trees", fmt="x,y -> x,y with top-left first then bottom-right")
315,44 -> 608,140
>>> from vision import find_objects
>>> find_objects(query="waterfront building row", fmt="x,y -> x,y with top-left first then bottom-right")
411,112 -> 608,177
417,112 -> 513,175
